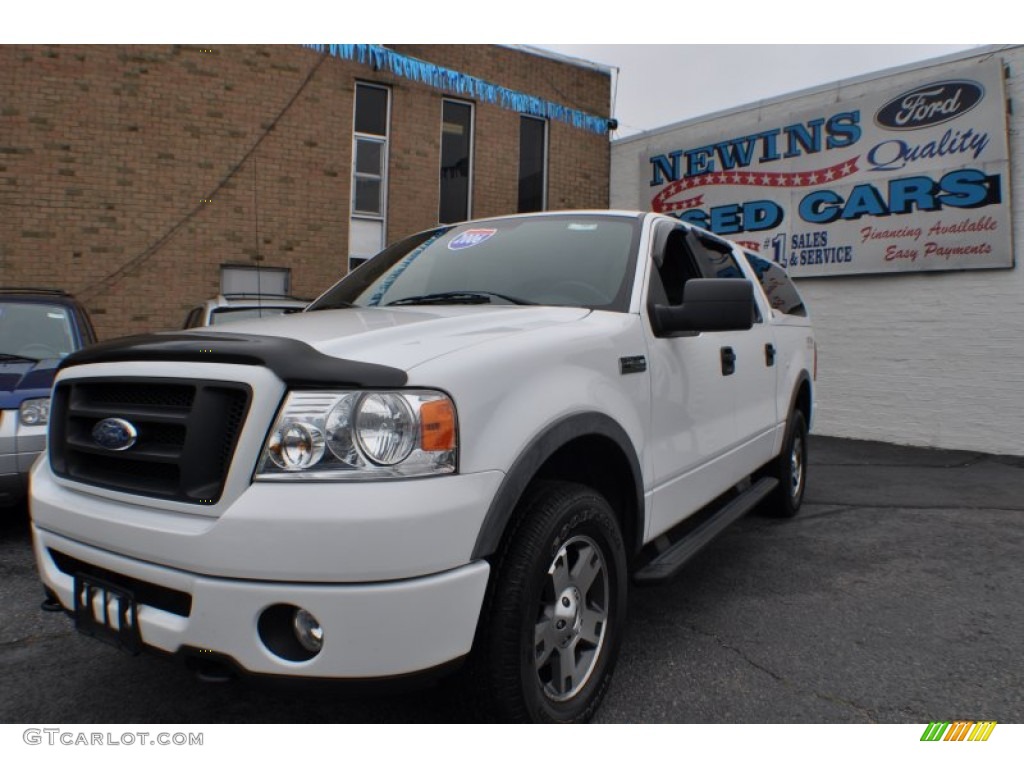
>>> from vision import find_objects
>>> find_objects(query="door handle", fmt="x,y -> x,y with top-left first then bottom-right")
721,346 -> 736,376
765,343 -> 776,367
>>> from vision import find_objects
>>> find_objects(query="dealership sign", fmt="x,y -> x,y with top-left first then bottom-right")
638,60 -> 1012,276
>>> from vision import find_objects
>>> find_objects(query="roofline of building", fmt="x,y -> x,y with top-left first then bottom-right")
613,44 -> 1011,145
503,45 -> 615,76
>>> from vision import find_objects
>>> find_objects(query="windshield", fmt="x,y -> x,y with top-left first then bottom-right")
310,214 -> 642,312
0,301 -> 78,359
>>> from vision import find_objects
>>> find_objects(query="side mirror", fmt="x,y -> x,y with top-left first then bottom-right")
652,278 -> 755,336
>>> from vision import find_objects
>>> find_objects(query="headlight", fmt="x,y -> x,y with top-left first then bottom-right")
19,397 -> 50,426
355,393 -> 417,466
256,390 -> 457,480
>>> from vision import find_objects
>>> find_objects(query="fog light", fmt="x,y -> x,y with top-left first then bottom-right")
292,608 -> 323,653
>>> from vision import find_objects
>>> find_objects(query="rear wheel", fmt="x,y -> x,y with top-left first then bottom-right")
478,481 -> 628,722
763,410 -> 808,517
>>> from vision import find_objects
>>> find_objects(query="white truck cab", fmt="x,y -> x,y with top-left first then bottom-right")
31,211 -> 814,722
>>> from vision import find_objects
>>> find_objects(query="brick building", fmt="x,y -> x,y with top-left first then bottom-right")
0,44 -> 612,339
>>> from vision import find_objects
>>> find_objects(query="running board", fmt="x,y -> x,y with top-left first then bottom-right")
633,477 -> 778,585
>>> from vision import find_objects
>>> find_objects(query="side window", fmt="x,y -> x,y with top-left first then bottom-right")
648,223 -> 701,308
688,231 -> 763,323
744,251 -> 807,316
687,231 -> 745,280
650,225 -> 763,325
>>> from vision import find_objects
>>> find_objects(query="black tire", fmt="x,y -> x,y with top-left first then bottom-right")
477,481 -> 628,723
763,410 -> 808,517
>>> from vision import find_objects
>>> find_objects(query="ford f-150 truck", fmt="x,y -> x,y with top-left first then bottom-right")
31,211 -> 814,723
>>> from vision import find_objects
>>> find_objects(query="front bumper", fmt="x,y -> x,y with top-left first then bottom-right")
31,460 -> 504,582
34,526 -> 490,678
31,457 -> 504,677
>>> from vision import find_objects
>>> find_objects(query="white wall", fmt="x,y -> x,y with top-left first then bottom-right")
612,47 -> 1024,456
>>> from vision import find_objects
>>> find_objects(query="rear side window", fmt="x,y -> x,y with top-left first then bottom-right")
743,251 -> 807,317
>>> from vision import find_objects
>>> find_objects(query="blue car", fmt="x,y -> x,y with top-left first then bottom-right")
1,288 -> 97,507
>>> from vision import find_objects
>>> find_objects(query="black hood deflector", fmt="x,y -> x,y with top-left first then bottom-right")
58,332 -> 408,388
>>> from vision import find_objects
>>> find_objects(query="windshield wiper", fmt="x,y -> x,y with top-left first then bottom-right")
386,291 -> 536,306
0,353 -> 40,363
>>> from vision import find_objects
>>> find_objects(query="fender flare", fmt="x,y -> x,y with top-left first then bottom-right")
470,412 -> 644,560
787,370 -> 814,424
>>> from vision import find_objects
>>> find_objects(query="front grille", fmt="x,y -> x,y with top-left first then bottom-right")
49,549 -> 192,617
49,377 -> 251,504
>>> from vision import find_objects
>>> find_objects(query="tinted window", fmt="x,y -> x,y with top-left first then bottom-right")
354,84 -> 388,136
440,101 -> 472,224
689,234 -> 745,279
518,117 -> 546,213
744,252 -> 807,316
310,215 -> 641,313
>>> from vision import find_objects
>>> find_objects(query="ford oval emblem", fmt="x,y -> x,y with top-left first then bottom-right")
875,80 -> 984,130
91,417 -> 138,451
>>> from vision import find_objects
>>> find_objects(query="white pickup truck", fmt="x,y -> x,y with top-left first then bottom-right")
31,211 -> 814,723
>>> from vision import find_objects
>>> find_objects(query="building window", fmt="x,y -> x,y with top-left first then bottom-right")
220,265 -> 290,295
351,83 -> 390,269
518,116 -> 547,213
439,99 -> 473,224
353,138 -> 384,215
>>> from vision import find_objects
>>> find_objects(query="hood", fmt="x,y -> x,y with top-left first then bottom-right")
197,305 -> 592,371
0,357 -> 60,409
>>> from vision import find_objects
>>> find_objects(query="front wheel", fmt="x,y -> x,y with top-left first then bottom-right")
479,481 -> 628,722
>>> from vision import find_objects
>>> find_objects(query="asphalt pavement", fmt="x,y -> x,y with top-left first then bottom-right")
1,435 -> 1021,723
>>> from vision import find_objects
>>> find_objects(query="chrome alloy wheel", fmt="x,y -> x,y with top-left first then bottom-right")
790,430 -> 805,501
533,534 -> 609,702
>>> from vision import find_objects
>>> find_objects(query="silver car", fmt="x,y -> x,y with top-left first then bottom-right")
182,293 -> 308,328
